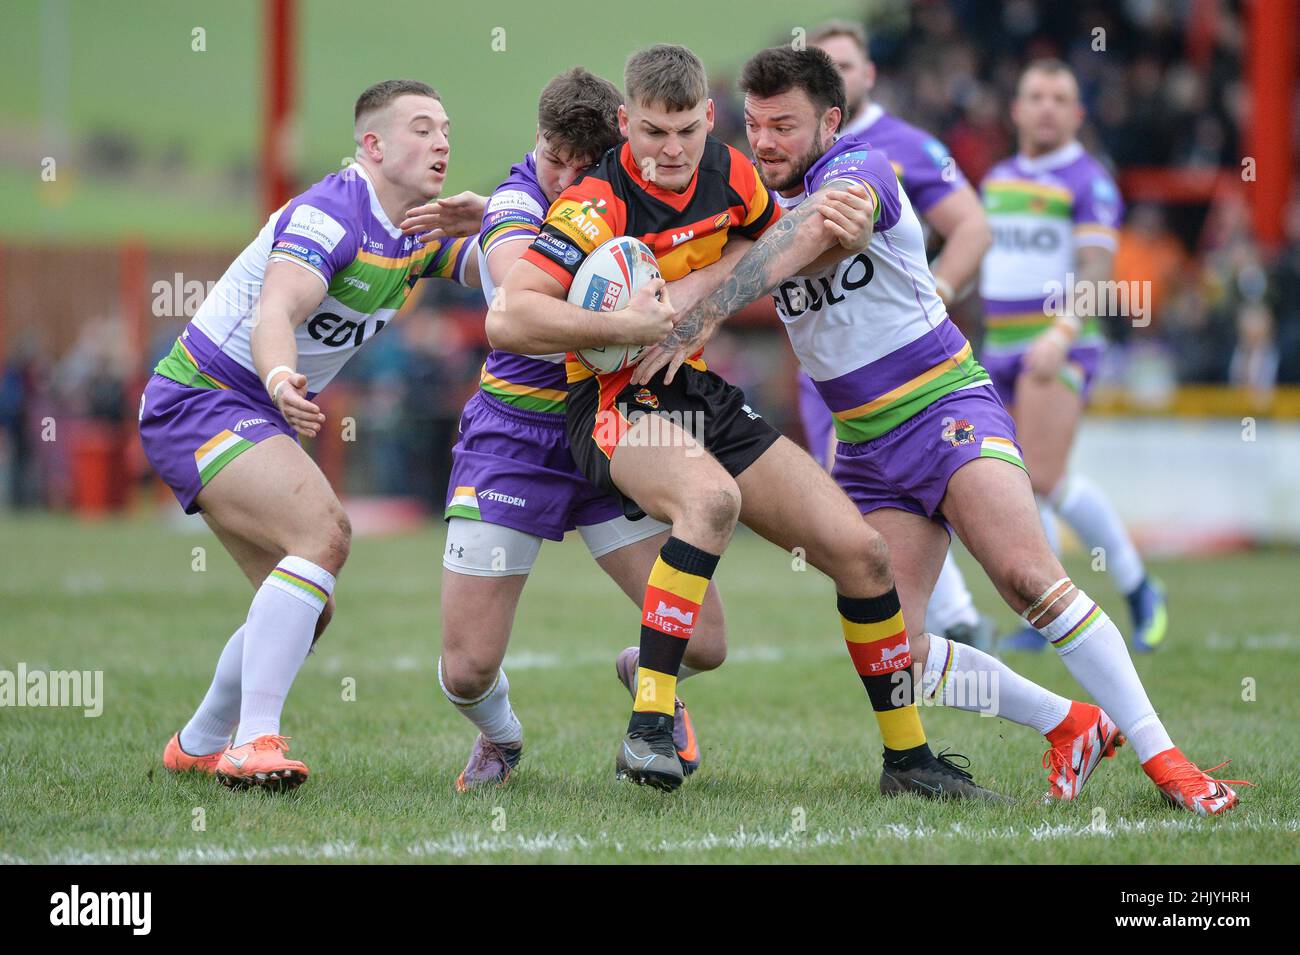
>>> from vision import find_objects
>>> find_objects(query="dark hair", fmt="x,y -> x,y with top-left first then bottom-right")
625,44 -> 708,111
354,79 -> 440,125
739,46 -> 847,131
538,67 -> 623,161
809,19 -> 868,52
1017,58 -> 1077,95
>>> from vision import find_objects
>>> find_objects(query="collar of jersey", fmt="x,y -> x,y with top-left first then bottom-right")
1014,140 -> 1084,173
348,162 -> 403,239
843,102 -> 884,136
620,142 -> 699,211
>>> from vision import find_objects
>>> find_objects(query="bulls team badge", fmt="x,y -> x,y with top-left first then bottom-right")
943,418 -> 976,447
633,388 -> 659,409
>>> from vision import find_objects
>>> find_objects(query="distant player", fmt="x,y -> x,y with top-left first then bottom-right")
499,44 -> 1004,800
658,46 -> 1243,814
401,68 -> 742,790
981,59 -> 1168,653
141,81 -> 478,789
806,20 -> 996,649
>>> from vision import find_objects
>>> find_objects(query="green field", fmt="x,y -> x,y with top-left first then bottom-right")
1,0 -> 870,245
0,514 -> 1295,864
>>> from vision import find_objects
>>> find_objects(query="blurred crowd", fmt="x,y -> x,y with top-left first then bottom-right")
2,0 -> 1297,511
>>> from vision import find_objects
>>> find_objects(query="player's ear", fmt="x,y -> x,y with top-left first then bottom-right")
617,104 -> 630,139
825,105 -> 842,139
704,98 -> 715,133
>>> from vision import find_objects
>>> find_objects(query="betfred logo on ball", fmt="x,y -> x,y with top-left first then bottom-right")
567,236 -> 661,375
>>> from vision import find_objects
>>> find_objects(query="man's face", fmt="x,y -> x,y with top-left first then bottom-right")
369,95 -> 450,199
744,88 -> 838,195
813,35 -> 874,116
534,132 -> 594,204
1011,70 -> 1083,154
619,97 -> 713,193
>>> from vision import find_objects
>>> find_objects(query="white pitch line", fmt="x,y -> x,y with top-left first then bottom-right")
6,816 -> 1296,865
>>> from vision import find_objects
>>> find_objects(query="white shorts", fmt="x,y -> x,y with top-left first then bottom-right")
442,513 -> 670,577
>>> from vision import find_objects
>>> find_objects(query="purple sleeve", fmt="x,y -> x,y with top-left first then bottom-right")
478,183 -> 549,256
812,148 -> 902,233
268,191 -> 359,285
1071,164 -> 1125,249
892,132 -> 967,214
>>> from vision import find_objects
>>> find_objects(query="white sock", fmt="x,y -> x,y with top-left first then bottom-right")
924,551 -> 979,632
234,557 -> 335,747
922,634 -> 1070,733
439,659 -> 522,744
1036,495 -> 1061,555
1035,587 -> 1174,761
1051,475 -> 1146,594
180,626 -> 244,755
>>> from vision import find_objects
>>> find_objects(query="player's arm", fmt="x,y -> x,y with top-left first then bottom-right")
1024,243 -> 1113,380
252,260 -> 329,438
923,184 -> 992,306
399,191 -> 489,243
633,183 -> 875,384
489,258 -> 671,355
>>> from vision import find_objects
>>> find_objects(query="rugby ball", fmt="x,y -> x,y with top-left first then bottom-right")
566,236 -> 662,374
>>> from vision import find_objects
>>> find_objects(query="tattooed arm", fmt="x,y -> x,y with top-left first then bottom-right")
631,183 -> 875,385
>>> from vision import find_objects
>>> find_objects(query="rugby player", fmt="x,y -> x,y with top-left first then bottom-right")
143,80 -> 478,790
654,46 -> 1244,813
403,68 -> 743,790
981,60 -> 1168,653
807,21 -> 997,650
498,44 -> 1005,800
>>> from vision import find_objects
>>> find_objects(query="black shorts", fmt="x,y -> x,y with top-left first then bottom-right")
565,364 -> 781,519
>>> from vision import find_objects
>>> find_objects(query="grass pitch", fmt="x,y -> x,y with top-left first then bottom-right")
1,514 -> 1295,864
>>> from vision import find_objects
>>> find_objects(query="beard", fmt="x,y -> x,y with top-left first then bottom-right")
766,131 -> 828,193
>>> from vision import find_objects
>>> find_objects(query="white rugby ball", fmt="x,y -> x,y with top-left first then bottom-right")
566,236 -> 662,374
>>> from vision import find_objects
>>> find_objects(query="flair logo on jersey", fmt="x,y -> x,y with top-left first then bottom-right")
942,418 -> 976,446
551,197 -> 612,248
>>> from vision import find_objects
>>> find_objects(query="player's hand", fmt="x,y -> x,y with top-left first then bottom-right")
820,184 -> 874,252
617,278 -> 675,346
1024,327 -> 1069,381
631,303 -> 717,387
399,191 -> 487,243
270,371 -> 325,438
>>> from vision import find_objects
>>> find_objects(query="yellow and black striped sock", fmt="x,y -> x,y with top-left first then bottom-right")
839,589 -> 931,762
630,537 -> 718,730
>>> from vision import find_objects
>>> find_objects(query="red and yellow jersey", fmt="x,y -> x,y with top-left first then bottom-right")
521,137 -> 781,383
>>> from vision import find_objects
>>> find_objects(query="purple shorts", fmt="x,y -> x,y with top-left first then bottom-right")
138,374 -> 294,514
982,343 -> 1104,407
831,386 -> 1026,524
445,390 -> 624,541
797,370 -> 835,469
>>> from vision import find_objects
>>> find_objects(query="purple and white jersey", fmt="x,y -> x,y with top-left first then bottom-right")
475,151 -> 568,415
158,163 -> 474,398
771,132 -> 990,444
980,140 -> 1123,351
842,103 -> 968,217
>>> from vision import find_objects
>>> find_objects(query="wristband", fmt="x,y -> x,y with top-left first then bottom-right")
271,377 -> 293,408
934,277 -> 955,305
264,364 -> 296,395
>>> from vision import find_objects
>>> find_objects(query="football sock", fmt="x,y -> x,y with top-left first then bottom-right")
1030,581 -> 1174,762
234,557 -> 335,747
439,659 -> 523,744
1051,474 -> 1146,594
840,588 -> 929,760
677,663 -> 701,683
924,550 -> 979,632
922,633 -> 1071,734
179,625 -> 244,756
630,537 -> 717,727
